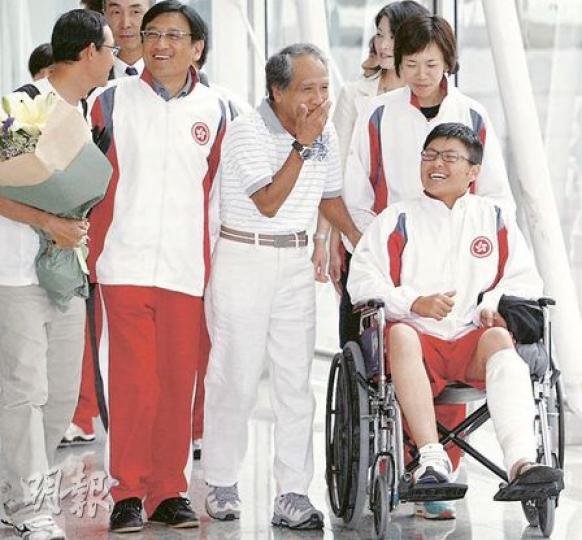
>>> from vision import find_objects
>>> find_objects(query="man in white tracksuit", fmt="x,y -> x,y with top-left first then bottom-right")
88,1 -> 226,533
348,122 -> 564,508
203,43 -> 361,530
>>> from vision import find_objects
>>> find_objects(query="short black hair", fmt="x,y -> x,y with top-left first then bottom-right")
375,1 -> 430,35
81,0 -> 104,13
394,14 -> 459,77
52,9 -> 108,62
141,0 -> 207,43
266,43 -> 327,101
28,43 -> 54,78
103,0 -> 154,9
423,122 -> 483,165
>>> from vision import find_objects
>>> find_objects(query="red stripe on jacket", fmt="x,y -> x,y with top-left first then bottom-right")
483,208 -> 508,293
88,97 -> 119,283
386,213 -> 407,286
368,106 -> 388,214
201,105 -> 227,287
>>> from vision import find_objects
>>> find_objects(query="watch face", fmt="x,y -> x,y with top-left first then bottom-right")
301,148 -> 314,160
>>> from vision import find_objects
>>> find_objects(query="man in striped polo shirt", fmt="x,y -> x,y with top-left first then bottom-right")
203,43 -> 361,530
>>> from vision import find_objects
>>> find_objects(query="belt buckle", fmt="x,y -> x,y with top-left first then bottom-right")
273,235 -> 289,248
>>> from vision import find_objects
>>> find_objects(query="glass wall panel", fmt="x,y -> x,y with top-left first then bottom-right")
457,0 -> 582,304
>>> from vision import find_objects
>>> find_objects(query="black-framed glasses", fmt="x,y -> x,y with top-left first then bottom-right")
421,149 -> 474,164
101,44 -> 121,56
140,30 -> 193,42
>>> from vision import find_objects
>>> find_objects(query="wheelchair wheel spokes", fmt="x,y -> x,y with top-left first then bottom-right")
537,497 -> 556,538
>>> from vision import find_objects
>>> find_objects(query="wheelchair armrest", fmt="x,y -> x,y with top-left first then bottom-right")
538,297 -> 556,307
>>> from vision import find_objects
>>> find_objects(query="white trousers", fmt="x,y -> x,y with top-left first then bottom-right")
0,286 -> 85,525
203,238 -> 316,495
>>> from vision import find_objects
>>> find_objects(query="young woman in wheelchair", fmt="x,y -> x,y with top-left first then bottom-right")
347,122 -> 564,516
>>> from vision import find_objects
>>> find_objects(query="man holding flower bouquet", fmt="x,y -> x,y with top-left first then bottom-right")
0,9 -> 115,540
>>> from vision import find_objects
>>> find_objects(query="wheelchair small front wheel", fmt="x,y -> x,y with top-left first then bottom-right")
372,475 -> 390,539
521,499 -> 539,527
537,497 -> 556,538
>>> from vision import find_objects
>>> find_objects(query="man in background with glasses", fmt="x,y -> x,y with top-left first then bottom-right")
104,0 -> 153,78
0,9 -> 115,540
88,0 -> 230,533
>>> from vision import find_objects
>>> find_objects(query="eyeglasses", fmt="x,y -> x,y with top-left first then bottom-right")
421,149 -> 474,164
140,30 -> 193,42
101,44 -> 121,56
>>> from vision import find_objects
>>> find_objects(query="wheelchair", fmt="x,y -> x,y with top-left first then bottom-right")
325,298 -> 564,538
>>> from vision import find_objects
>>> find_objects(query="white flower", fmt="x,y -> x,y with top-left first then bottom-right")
2,92 -> 57,136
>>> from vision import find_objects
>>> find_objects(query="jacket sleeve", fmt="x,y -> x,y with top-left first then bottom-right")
474,211 -> 543,322
347,209 -> 420,319
472,105 -> 516,216
332,83 -> 357,173
343,102 -> 378,233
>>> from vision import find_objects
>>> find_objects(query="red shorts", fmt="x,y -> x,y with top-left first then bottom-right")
385,324 -> 487,397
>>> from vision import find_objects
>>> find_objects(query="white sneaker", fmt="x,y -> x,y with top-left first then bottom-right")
205,484 -> 241,520
271,493 -> 323,530
59,424 -> 95,447
414,500 -> 457,520
413,443 -> 452,485
14,515 -> 65,540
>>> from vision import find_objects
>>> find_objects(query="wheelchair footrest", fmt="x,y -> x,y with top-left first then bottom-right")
494,466 -> 564,502
399,477 -> 468,503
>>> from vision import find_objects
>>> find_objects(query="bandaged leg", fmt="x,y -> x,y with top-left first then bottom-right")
485,349 -> 536,474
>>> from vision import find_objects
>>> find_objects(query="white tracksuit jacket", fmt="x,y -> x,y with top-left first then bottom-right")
344,81 -> 515,242
347,193 -> 542,340
88,70 -> 228,296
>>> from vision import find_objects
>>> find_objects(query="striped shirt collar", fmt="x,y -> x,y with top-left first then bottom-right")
258,98 -> 288,135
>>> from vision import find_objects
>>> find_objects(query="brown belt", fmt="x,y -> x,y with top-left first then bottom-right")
220,225 -> 308,248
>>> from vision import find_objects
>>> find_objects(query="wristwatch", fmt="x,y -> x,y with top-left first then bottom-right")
292,140 -> 313,160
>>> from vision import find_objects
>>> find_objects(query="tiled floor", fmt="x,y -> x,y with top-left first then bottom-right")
2,357 -> 580,539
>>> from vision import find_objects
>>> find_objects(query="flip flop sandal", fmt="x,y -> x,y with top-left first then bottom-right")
494,463 -> 564,502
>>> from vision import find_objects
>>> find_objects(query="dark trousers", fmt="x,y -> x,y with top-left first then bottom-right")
339,252 -> 361,347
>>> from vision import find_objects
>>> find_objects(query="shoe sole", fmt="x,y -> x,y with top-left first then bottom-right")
58,437 -> 96,448
110,524 -> 144,533
271,515 -> 324,530
415,508 -> 456,520
205,501 -> 240,521
149,518 -> 199,528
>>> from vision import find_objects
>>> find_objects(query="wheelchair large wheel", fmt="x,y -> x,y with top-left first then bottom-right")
538,377 -> 565,469
325,343 -> 370,527
521,377 -> 564,533
371,475 -> 390,539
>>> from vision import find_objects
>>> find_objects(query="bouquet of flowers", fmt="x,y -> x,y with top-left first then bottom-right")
0,90 -> 112,310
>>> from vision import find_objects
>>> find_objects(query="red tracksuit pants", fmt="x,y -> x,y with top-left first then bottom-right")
99,285 -> 202,515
